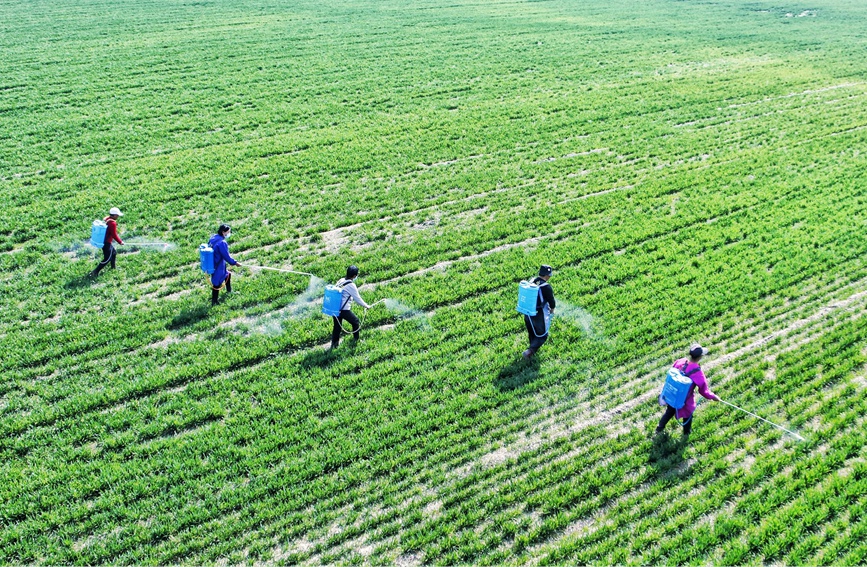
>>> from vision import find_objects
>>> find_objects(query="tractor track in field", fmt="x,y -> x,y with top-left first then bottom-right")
723,81 -> 866,110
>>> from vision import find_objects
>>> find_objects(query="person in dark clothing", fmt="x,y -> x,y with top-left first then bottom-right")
523,264 -> 556,358
331,265 -> 371,349
208,224 -> 241,305
90,207 -> 124,278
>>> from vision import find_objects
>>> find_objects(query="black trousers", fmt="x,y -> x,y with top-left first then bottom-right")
656,405 -> 694,435
92,243 -> 116,275
211,273 -> 232,305
331,309 -> 360,347
524,312 -> 549,350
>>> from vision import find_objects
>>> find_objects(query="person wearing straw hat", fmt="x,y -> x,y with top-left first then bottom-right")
522,264 -> 556,358
208,224 -> 241,305
330,265 -> 371,349
89,207 -> 125,278
655,343 -> 720,436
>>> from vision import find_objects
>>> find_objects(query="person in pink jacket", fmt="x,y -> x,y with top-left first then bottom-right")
655,343 -> 720,436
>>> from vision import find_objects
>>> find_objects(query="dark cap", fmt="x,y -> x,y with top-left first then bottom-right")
689,343 -> 708,358
346,265 -> 359,279
218,224 -> 231,235
539,265 -> 553,277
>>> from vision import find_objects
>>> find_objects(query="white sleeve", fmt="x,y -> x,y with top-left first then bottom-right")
344,282 -> 370,309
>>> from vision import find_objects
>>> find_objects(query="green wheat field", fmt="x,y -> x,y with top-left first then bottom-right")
2,0 -> 867,563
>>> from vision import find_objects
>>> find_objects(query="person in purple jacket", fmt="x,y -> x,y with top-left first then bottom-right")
655,343 -> 720,436
208,224 -> 241,306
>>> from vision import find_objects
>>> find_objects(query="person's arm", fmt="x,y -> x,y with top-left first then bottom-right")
693,371 -> 720,401
345,282 -> 370,308
220,241 -> 240,266
541,284 -> 555,310
107,220 -> 123,245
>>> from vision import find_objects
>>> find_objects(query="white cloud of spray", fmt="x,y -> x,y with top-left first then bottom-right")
231,280 -> 431,337
53,239 -> 177,258
122,238 -> 178,252
382,298 -> 431,329
552,300 -> 600,339
52,240 -> 92,258
285,276 -> 326,318
235,276 -> 326,336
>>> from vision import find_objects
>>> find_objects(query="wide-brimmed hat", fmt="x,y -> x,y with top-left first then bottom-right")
109,207 -> 123,216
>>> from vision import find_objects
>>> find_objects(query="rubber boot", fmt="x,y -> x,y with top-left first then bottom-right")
211,289 -> 220,306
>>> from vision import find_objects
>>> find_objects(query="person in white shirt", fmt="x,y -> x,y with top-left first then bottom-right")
331,265 -> 371,348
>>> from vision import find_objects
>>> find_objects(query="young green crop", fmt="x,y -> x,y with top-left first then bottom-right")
2,0 -> 867,563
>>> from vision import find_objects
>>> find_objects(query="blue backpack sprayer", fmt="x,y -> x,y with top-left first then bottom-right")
199,244 -> 215,274
322,282 -> 347,317
659,361 -> 701,426
517,279 -> 551,338
90,220 -> 108,248
659,360 -> 805,440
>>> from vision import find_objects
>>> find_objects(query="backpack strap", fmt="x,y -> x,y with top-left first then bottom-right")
675,360 -> 699,427
336,278 -> 352,311
533,277 -> 550,304
679,359 -> 700,377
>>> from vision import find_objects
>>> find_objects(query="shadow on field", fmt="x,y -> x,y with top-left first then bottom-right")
168,306 -> 210,330
64,274 -> 97,289
648,431 -> 692,478
299,345 -> 342,369
495,357 -> 540,391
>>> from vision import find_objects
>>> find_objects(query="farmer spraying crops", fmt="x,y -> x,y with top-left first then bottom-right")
330,265 -> 371,349
656,343 -> 720,437
522,265 -> 556,358
208,224 -> 241,305
89,207 -> 125,278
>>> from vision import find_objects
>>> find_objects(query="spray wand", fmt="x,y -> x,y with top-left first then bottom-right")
243,265 -> 316,277
125,242 -> 171,250
718,399 -> 805,441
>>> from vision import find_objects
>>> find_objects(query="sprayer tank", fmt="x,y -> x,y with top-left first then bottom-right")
322,285 -> 344,316
661,368 -> 693,409
90,220 -> 107,248
199,244 -> 215,274
516,281 -> 541,316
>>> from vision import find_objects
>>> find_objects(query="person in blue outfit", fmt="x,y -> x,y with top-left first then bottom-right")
208,224 -> 241,305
